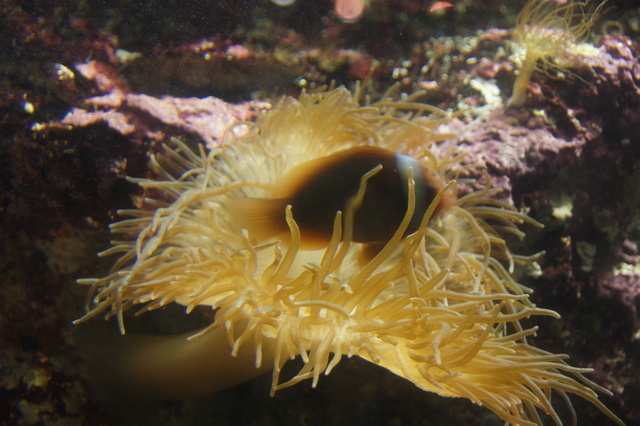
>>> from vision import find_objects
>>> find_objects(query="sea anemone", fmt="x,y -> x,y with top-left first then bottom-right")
76,87 -> 623,425
509,0 -> 607,107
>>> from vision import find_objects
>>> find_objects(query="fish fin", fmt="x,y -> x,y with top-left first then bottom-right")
233,197 -> 335,249
297,233 -> 334,250
274,156 -> 335,198
357,242 -> 387,267
421,172 -> 456,215
276,146 -> 389,197
232,197 -> 288,243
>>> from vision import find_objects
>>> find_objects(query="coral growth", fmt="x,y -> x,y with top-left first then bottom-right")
509,0 -> 607,107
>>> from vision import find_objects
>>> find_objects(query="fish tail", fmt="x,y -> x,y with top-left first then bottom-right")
232,197 -> 288,242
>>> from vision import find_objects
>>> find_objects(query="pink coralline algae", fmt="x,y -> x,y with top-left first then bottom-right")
57,61 -> 267,149
432,34 -> 640,202
430,108 -> 592,202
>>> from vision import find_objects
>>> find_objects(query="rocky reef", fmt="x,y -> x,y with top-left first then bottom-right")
1,0 -> 639,424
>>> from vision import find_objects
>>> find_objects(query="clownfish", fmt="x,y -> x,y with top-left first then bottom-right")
233,146 -> 452,250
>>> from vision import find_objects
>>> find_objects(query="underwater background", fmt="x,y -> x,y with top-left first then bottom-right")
1,0 -> 639,424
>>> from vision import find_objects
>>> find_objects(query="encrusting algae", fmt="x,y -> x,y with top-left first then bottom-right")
76,87 -> 624,425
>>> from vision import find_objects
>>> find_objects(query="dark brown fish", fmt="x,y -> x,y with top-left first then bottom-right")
234,146 -> 452,249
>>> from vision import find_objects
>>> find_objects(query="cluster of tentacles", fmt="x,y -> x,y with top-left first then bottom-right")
77,87 -> 623,425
